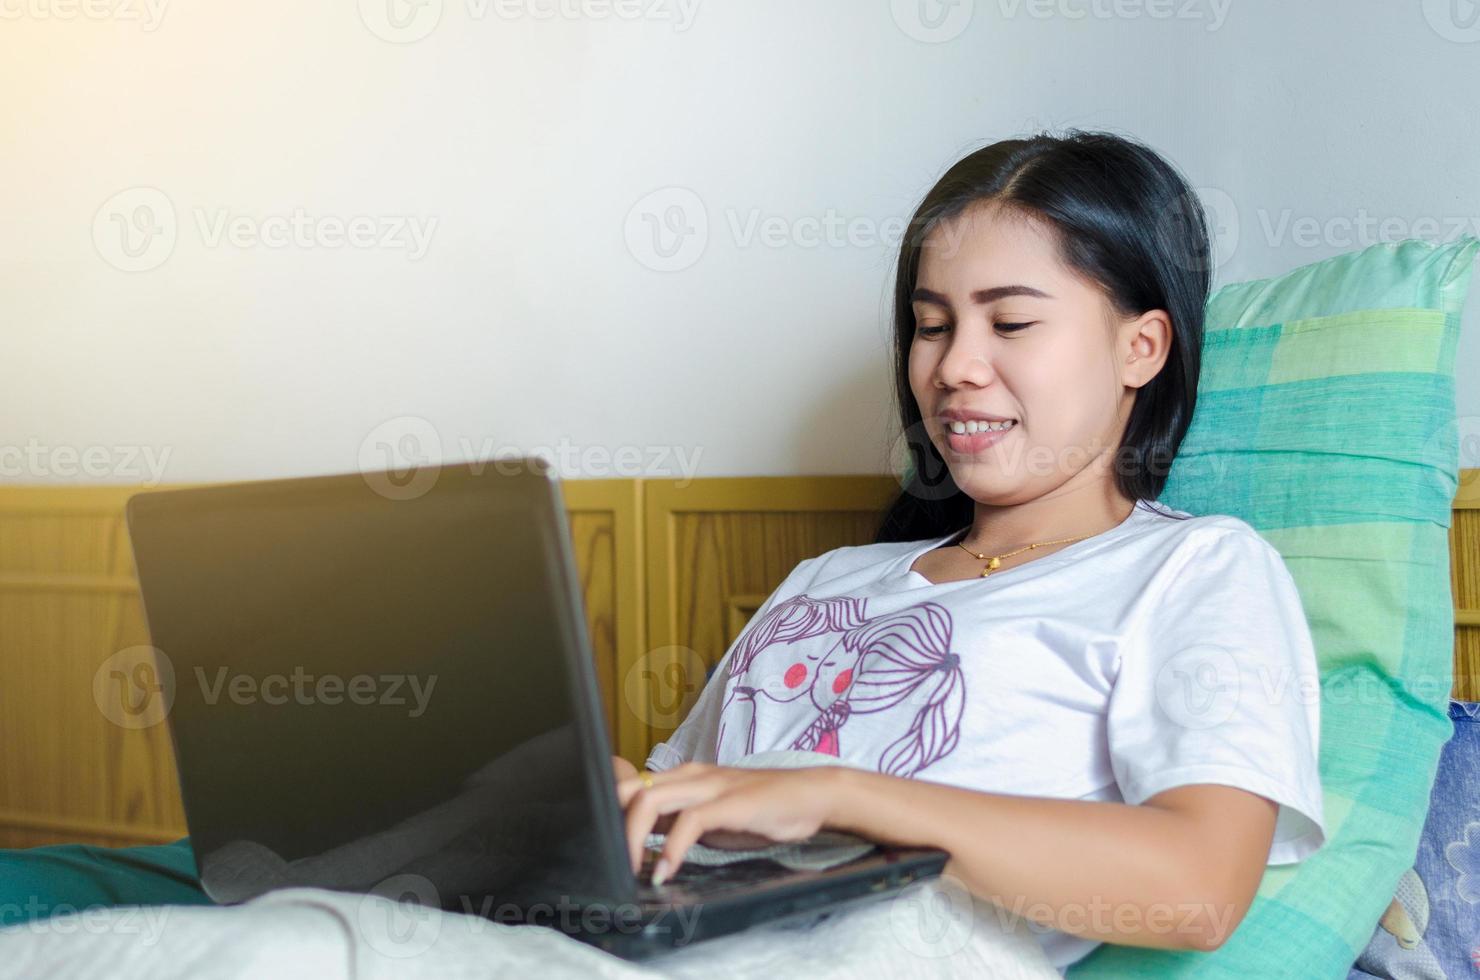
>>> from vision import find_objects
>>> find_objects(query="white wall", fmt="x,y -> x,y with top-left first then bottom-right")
3,0 -> 1477,486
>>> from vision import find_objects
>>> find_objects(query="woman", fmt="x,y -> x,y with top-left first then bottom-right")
615,129 -> 1326,972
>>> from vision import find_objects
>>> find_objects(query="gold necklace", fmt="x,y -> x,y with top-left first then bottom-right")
955,531 -> 1094,578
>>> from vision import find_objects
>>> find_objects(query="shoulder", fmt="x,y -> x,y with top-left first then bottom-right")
794,538 -> 923,582
1126,504 -> 1297,606
1135,501 -> 1282,564
1128,505 -> 1301,622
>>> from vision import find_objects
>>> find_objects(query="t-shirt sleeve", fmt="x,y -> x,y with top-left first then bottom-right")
644,556 -> 817,773
1106,525 -> 1326,865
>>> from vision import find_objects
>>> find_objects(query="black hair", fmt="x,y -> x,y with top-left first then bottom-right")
875,128 -> 1209,544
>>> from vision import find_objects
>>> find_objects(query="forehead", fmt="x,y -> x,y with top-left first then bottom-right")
915,203 -> 1068,290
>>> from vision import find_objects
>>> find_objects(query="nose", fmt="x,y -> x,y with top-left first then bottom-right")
934,328 -> 1000,392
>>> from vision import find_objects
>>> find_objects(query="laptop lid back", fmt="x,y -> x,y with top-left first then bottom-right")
125,458 -> 636,910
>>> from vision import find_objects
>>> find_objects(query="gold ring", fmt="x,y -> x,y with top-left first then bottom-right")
638,771 -> 655,790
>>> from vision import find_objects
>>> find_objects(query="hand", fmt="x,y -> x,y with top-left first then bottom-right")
612,755 -> 678,835
615,762 -> 843,883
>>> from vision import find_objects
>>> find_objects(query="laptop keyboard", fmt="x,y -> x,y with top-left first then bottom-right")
640,854 -> 802,897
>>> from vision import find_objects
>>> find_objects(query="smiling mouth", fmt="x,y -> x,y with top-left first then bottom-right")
941,420 -> 1018,454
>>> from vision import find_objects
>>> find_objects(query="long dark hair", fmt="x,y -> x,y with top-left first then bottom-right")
875,129 -> 1209,544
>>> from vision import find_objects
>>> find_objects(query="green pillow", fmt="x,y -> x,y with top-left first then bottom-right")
1066,236 -> 1479,977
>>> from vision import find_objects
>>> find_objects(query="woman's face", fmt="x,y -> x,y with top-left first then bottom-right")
907,202 -> 1163,506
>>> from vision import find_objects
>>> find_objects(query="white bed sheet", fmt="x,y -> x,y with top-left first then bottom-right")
0,876 -> 1060,980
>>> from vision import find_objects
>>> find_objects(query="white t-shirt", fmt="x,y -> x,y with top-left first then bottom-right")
644,498 -> 1326,972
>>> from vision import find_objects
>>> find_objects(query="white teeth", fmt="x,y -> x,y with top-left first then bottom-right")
948,419 -> 1016,434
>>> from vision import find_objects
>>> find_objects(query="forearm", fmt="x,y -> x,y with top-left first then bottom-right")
822,767 -> 1236,952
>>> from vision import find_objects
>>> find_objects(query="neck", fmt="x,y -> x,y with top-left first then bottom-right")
959,483 -> 1137,554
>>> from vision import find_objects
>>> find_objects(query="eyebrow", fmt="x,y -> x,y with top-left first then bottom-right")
910,285 -> 1054,306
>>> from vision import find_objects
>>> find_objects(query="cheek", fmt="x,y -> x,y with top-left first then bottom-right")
907,346 -> 932,397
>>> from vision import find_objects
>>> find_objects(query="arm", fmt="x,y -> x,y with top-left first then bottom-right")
823,769 -> 1277,952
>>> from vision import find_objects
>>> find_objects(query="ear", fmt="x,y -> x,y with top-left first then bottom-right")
1121,309 -> 1173,389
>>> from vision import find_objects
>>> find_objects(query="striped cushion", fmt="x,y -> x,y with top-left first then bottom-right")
1067,236 -> 1480,977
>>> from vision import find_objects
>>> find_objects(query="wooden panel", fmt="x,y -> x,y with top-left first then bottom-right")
0,487 -> 184,850
558,479 -> 646,762
641,476 -> 900,756
1453,471 -> 1480,701
0,479 -> 639,849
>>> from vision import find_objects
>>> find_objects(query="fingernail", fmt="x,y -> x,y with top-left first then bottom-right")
651,858 -> 671,887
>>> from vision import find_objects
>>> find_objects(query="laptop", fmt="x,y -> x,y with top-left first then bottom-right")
124,456 -> 950,960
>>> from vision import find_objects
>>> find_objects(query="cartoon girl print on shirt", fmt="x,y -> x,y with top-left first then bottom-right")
714,594 -> 966,778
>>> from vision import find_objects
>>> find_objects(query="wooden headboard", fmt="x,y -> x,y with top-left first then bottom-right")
1,474 -> 1475,849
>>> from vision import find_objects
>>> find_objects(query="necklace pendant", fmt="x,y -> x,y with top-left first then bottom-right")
987,556 -> 1002,571
980,567 -> 992,578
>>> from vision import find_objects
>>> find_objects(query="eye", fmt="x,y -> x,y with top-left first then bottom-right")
913,321 -> 1034,338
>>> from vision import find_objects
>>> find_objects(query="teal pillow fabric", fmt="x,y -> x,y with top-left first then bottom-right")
1066,236 -> 1479,977
0,839 -> 209,927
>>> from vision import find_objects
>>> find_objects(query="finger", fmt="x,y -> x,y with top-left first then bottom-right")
658,798 -> 776,882
655,800 -> 745,886
614,761 -> 686,809
616,769 -> 673,872
622,773 -> 718,874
